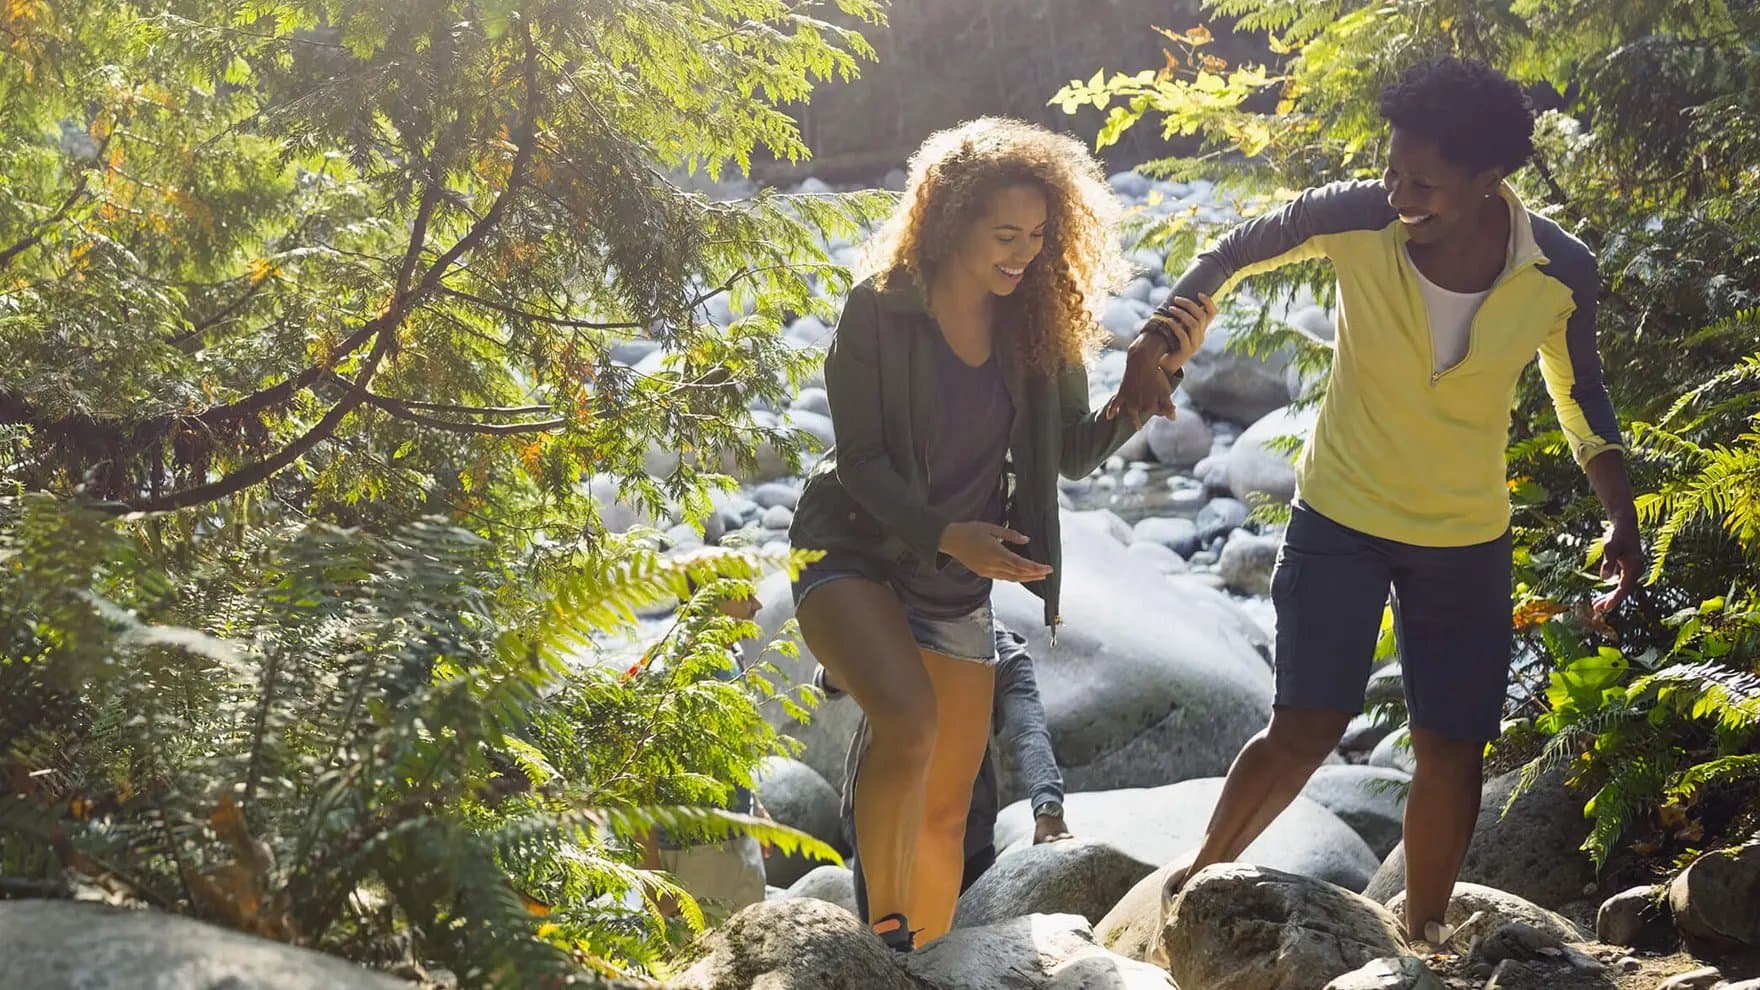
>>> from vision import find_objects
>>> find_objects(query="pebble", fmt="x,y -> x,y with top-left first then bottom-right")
1122,468 -> 1150,489
760,505 -> 794,530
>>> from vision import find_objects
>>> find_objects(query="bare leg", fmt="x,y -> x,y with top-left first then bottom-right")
796,580 -> 936,931
904,651 -> 994,943
1170,706 -> 1352,895
1402,727 -> 1484,940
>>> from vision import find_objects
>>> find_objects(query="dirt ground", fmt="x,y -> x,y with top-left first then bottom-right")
1422,941 -> 1760,989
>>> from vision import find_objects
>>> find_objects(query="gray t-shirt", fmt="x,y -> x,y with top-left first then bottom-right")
893,331 -> 1014,617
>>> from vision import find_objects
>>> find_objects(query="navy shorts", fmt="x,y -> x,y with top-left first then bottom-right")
1271,502 -> 1513,741
792,551 -> 997,664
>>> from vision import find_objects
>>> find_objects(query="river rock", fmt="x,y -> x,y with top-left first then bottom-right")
1180,319 -> 1297,424
1324,956 -> 1444,990
0,901 -> 410,990
1384,882 -> 1584,944
906,913 -> 1175,989
1194,497 -> 1250,543
1595,884 -> 1674,949
779,865 -> 858,918
1161,865 -> 1408,990
989,512 -> 1272,797
1364,765 -> 1594,910
1669,842 -> 1760,951
1227,405 -> 1316,506
674,897 -> 915,989
954,838 -> 1155,929
1132,516 -> 1200,557
1144,414 -> 1212,468
1301,765 -> 1411,860
1219,530 -> 1280,596
755,757 -> 846,886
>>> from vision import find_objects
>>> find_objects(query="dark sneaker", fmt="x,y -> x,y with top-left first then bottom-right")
870,912 -> 915,953
812,664 -> 845,700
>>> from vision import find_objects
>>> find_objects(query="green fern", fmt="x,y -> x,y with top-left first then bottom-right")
1631,353 -> 1760,579
0,496 -> 823,984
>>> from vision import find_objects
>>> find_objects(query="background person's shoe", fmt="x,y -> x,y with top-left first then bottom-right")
812,664 -> 845,699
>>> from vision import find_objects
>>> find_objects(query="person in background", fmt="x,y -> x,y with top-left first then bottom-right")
816,622 -> 1070,920
1109,57 -> 1645,946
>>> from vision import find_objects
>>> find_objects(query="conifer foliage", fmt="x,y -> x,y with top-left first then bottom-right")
1,0 -> 880,982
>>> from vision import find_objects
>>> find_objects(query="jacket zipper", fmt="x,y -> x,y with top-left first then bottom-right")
1412,248 -> 1543,387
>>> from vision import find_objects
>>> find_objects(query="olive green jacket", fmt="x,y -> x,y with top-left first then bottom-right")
788,275 -> 1180,632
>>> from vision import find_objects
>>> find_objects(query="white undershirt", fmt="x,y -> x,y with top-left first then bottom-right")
1408,254 -> 1490,373
1407,200 -> 1514,373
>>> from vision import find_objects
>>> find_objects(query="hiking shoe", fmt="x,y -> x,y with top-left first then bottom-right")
870,912 -> 915,953
812,664 -> 845,700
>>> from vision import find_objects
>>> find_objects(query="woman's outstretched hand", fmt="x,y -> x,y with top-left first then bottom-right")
1104,292 -> 1217,429
939,522 -> 1054,583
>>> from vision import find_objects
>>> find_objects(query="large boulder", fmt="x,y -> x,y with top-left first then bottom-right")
905,913 -> 1176,989
1669,842 -> 1760,952
1091,789 -> 1393,958
1300,765 -> 1411,860
1383,882 -> 1584,944
673,898 -> 917,990
1363,765 -> 1593,910
0,901 -> 410,990
1179,319 -> 1297,424
954,838 -> 1156,929
1161,865 -> 1409,990
1009,779 -> 1378,898
755,756 -> 846,886
1226,404 -> 1316,506
757,511 -> 1274,799
990,512 -> 1273,797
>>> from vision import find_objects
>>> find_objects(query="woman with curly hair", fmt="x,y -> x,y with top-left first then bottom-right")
787,117 -> 1211,949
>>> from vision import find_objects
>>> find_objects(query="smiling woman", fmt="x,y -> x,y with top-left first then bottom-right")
784,117 -> 1207,950
1110,56 -> 1642,951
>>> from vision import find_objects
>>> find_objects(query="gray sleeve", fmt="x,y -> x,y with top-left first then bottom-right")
1162,179 -> 1396,307
991,625 -> 1063,809
1533,224 -> 1625,464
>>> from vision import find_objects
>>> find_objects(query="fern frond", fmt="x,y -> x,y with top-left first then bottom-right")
1632,661 -> 1760,733
1504,704 -> 1643,816
1667,753 -> 1760,805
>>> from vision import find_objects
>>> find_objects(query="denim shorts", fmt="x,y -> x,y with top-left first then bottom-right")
792,554 -> 998,664
1271,501 -> 1513,741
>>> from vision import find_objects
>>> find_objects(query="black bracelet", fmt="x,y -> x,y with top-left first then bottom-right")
1140,315 -> 1182,352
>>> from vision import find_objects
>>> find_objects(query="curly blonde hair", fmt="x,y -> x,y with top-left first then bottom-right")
860,117 -> 1131,375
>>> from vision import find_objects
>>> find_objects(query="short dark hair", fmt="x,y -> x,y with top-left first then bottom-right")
1378,57 -> 1535,175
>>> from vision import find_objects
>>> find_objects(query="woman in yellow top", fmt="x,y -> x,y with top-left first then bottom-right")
1114,57 -> 1645,944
